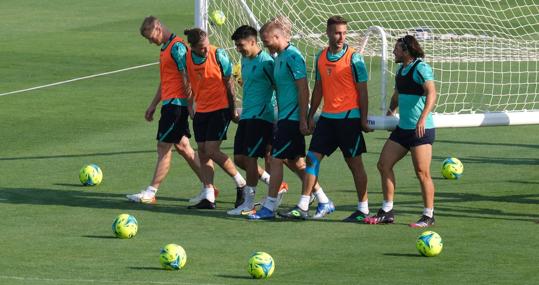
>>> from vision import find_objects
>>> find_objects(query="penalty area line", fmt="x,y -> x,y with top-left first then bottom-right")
0,62 -> 158,97
0,275 -> 226,285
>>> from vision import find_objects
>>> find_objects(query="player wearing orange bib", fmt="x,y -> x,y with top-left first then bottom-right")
279,16 -> 373,221
126,16 -> 203,204
182,28 -> 246,209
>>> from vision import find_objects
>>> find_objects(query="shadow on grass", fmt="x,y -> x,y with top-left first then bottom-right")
383,253 -> 422,258
0,186 -> 232,220
128,266 -> 164,271
215,274 -> 253,280
82,235 -> 117,239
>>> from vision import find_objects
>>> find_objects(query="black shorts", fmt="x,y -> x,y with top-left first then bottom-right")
234,119 -> 273,158
309,117 -> 367,157
271,120 -> 306,160
389,126 -> 435,150
193,108 -> 231,142
157,104 -> 191,144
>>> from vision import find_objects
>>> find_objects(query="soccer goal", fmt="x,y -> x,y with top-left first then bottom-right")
195,0 -> 539,129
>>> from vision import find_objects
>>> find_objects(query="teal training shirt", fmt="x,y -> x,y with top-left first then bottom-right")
274,44 -> 306,121
179,47 -> 232,77
240,50 -> 275,122
314,44 -> 369,119
396,59 -> 435,129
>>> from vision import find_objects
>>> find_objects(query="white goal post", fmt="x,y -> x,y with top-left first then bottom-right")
194,0 -> 539,129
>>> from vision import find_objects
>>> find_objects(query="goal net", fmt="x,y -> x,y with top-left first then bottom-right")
196,0 -> 539,129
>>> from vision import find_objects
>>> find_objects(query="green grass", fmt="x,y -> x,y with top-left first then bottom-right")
1,1 -> 539,284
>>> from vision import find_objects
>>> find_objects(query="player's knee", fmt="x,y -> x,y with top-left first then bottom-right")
305,151 -> 320,177
377,159 -> 389,173
415,168 -> 431,182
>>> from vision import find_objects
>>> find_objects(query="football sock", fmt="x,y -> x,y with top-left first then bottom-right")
314,188 -> 329,204
382,200 -> 393,212
297,195 -> 311,211
146,186 -> 157,194
259,171 -> 271,185
263,196 -> 278,211
423,208 -> 434,218
233,173 -> 247,188
358,200 -> 369,215
244,186 -> 255,202
202,187 -> 215,203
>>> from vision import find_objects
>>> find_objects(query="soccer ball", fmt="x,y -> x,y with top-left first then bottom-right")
441,157 -> 463,179
248,252 -> 275,279
416,231 -> 443,257
112,214 -> 138,239
79,164 -> 103,186
160,244 -> 187,270
209,10 -> 226,26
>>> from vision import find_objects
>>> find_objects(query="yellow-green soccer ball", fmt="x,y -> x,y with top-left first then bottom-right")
416,231 -> 443,257
79,164 -> 103,186
112,214 -> 138,239
248,252 -> 275,279
210,10 -> 226,26
159,244 -> 187,270
441,157 -> 463,179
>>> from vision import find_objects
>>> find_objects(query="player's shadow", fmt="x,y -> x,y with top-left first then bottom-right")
383,253 -> 422,258
128,266 -> 164,271
82,235 -> 117,239
0,149 -> 155,161
215,274 -> 254,280
0,186 -> 233,220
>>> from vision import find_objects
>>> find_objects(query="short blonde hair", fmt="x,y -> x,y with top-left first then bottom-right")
260,15 -> 292,40
140,16 -> 160,38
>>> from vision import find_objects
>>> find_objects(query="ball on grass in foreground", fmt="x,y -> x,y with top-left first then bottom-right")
112,214 -> 138,239
160,244 -> 187,270
79,164 -> 103,186
416,231 -> 443,257
441,157 -> 463,179
248,252 -> 274,279
209,10 -> 226,26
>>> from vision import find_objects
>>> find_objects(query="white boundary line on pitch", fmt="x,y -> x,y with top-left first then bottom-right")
0,62 -> 158,97
0,275 -> 226,285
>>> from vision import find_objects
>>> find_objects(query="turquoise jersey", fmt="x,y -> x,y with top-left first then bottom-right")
396,59 -> 435,129
314,44 -> 369,119
240,50 -> 275,122
179,47 -> 232,77
274,44 -> 307,121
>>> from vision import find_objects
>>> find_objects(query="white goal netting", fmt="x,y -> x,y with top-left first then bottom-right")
200,0 -> 539,127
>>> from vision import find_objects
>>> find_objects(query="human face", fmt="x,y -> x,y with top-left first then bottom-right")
393,41 -> 406,63
327,24 -> 347,52
145,24 -> 164,45
261,30 -> 280,54
234,37 -> 257,57
191,37 -> 210,57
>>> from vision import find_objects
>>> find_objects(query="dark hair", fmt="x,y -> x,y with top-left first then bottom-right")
183,28 -> 207,46
231,25 -> 258,41
397,35 -> 425,58
327,16 -> 347,27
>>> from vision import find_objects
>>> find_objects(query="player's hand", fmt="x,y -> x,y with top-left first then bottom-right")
416,118 -> 426,138
188,105 -> 195,119
386,109 -> 396,116
299,119 -> 309,136
145,105 -> 156,122
308,116 -> 316,133
361,119 -> 373,133
231,108 -> 240,124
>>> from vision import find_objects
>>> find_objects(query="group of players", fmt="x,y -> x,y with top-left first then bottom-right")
127,14 -> 438,228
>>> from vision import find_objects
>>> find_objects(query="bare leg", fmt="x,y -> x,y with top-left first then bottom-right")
377,140 -> 408,202
174,136 -> 203,182
150,142 -> 175,189
345,156 -> 368,202
410,144 -> 435,209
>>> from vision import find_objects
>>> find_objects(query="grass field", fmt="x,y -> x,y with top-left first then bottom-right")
1,1 -> 538,284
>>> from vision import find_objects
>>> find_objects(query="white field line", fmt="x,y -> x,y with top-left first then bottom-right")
0,275 -> 225,285
0,62 -> 158,97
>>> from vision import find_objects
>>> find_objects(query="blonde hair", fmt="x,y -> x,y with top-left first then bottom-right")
140,16 -> 160,38
260,15 -> 292,40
